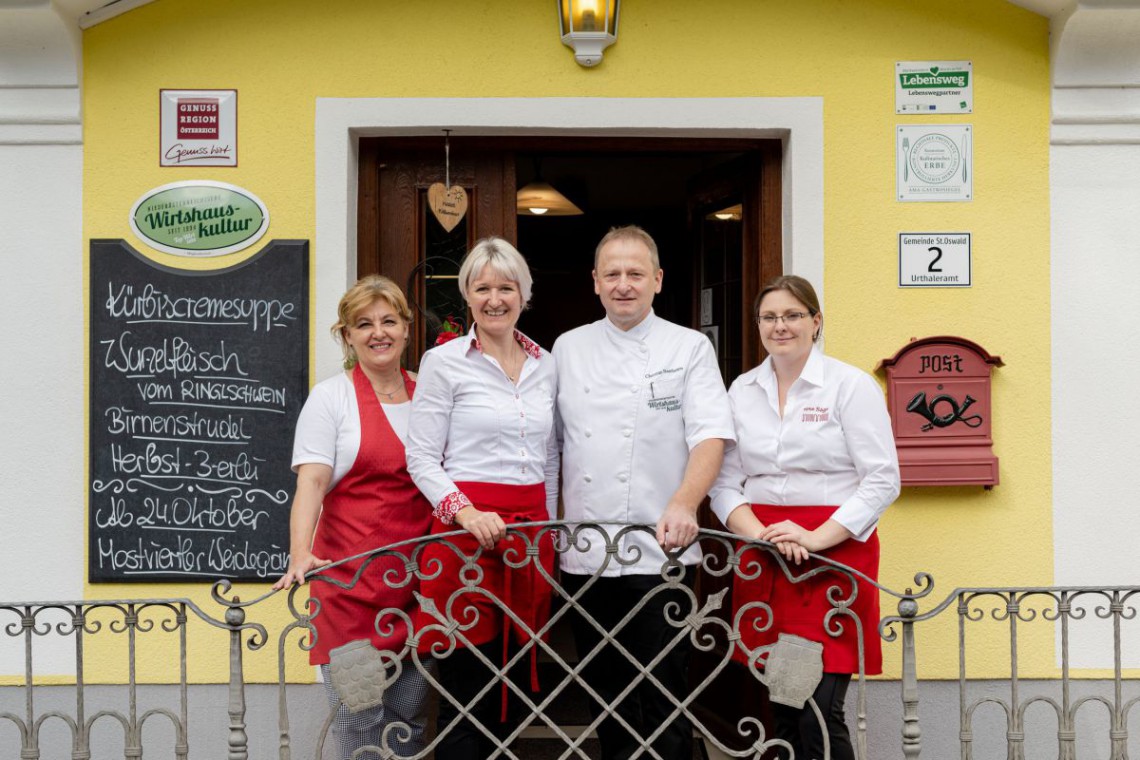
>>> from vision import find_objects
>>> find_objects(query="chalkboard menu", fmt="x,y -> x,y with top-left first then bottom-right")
89,240 -> 308,582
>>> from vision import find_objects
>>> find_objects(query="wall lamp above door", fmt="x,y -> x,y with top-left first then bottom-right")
559,0 -> 619,67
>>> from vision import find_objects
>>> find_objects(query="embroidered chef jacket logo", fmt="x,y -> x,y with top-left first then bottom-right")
646,367 -> 683,412
801,406 -> 830,423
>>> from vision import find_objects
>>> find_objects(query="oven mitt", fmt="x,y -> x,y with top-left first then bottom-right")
328,639 -> 387,713
762,633 -> 824,708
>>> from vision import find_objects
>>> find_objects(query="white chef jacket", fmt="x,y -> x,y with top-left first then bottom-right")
710,348 -> 900,541
553,311 -> 735,575
405,327 -> 559,522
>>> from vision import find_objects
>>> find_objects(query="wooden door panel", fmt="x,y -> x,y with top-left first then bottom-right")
358,140 -> 516,369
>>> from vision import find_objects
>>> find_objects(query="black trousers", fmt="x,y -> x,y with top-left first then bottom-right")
563,570 -> 695,760
770,673 -> 854,760
435,639 -> 525,760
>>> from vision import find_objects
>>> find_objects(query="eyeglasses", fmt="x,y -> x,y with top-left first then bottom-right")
758,311 -> 810,326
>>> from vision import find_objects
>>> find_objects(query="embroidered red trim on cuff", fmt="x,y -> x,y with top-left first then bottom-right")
435,490 -> 473,525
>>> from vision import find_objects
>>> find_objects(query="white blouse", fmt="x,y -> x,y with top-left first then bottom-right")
710,349 -> 900,541
405,327 -> 559,523
290,371 -> 410,491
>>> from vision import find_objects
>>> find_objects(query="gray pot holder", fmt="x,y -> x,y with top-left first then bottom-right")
328,639 -> 388,713
757,633 -> 825,709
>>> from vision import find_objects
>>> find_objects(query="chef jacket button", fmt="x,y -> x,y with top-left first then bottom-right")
515,393 -> 520,399
630,385 -> 638,394
585,429 -> 592,437
584,474 -> 592,483
638,344 -> 647,353
622,429 -> 632,438
618,474 -> 628,483
584,386 -> 590,393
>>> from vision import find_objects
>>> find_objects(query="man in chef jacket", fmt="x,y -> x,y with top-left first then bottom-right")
553,225 -> 735,760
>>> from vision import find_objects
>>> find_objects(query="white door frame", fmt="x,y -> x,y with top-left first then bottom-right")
315,97 -> 824,378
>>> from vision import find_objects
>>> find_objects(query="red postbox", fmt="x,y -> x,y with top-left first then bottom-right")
877,336 -> 1003,487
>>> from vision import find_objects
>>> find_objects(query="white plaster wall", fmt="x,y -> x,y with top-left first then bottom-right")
0,1 -> 84,675
1051,3 -> 1140,669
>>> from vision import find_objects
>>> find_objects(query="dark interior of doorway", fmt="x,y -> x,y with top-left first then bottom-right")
513,148 -> 773,754
359,134 -> 775,378
514,151 -> 743,351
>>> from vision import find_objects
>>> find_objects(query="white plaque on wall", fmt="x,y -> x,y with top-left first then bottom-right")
899,232 -> 971,287
897,125 -> 972,202
700,288 -> 713,326
896,61 -> 973,114
160,89 -> 237,167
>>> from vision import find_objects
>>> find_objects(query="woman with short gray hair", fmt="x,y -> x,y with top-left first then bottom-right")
406,237 -> 559,759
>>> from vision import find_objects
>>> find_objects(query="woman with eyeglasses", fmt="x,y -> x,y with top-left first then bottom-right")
710,275 -> 900,760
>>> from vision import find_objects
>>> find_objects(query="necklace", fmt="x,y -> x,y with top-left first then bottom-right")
371,378 -> 404,400
501,349 -> 525,384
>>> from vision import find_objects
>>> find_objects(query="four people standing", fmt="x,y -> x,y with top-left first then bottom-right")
279,232 -> 898,759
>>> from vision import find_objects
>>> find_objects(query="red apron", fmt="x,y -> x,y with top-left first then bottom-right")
416,481 -> 553,713
307,366 -> 433,665
733,505 -> 882,675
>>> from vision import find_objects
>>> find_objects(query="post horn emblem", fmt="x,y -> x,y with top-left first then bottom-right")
906,391 -> 983,431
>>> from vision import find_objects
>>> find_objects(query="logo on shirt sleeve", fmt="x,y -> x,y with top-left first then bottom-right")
801,406 -> 830,423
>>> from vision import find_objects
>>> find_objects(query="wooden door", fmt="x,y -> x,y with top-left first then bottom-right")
686,145 -> 783,750
357,137 -> 516,369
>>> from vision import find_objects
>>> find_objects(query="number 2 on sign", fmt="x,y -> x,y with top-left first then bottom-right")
928,246 -> 943,273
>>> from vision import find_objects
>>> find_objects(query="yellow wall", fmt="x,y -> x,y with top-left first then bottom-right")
82,0 -> 1052,682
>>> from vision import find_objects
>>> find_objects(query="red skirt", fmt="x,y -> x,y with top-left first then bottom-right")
733,505 -> 881,675
415,482 -> 554,684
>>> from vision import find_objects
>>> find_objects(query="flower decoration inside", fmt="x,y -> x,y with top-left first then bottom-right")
434,315 -> 466,346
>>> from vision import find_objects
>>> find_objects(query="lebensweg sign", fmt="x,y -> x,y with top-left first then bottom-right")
896,61 -> 973,114
129,181 -> 269,257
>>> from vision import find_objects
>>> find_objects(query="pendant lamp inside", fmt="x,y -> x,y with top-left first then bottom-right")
516,181 -> 583,216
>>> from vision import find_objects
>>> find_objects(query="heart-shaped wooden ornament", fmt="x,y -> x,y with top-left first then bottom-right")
428,182 -> 468,233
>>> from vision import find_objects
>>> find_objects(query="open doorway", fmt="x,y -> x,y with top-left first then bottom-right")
516,150 -> 729,352
357,136 -> 781,381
